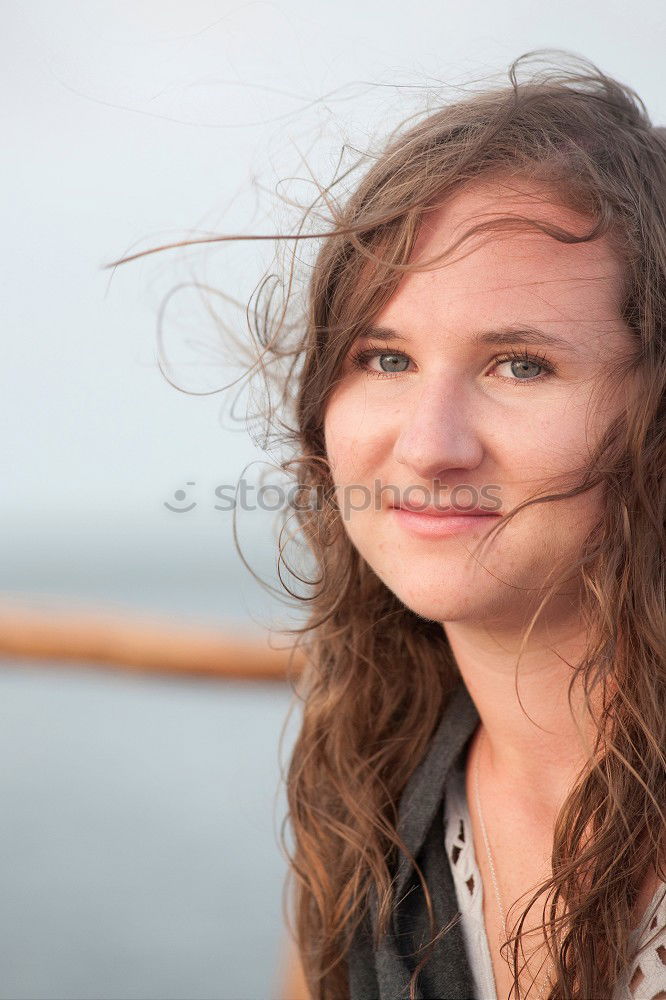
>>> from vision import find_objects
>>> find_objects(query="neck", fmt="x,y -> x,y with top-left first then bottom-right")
442,609 -> 603,822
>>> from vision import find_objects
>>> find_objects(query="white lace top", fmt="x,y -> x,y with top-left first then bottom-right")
443,751 -> 666,1000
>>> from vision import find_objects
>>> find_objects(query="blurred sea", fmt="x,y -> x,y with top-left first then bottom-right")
0,517 -> 305,1000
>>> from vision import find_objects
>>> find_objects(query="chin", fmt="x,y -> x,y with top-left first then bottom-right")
383,577 -> 499,624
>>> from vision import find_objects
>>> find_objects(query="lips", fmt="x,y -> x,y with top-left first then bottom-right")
391,503 -> 501,518
389,503 -> 502,539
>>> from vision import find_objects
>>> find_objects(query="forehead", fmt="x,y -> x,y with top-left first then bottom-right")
377,176 -> 625,329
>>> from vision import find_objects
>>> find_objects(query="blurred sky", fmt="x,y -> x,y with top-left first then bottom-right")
4,0 -> 666,628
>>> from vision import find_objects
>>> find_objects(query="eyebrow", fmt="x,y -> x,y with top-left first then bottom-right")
358,324 -> 577,352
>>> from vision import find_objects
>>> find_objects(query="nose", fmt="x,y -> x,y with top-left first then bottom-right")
393,378 -> 484,480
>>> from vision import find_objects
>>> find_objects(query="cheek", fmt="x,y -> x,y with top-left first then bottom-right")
505,484 -> 605,589
500,402 -> 601,486
323,400 -> 383,543
322,405 -> 347,478
323,393 -> 377,480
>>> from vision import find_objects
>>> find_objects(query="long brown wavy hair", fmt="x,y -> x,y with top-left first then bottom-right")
109,49 -> 666,1000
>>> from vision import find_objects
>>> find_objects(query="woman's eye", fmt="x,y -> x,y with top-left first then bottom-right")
350,349 -> 412,377
492,352 -> 555,384
373,352 -> 410,373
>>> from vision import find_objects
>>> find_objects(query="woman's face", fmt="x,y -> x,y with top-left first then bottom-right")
323,177 -> 635,628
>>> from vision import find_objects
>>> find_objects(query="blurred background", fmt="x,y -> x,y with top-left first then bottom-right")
3,2 -> 665,998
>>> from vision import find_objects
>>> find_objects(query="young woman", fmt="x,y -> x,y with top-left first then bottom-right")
114,48 -> 666,1000
274,51 -> 666,1000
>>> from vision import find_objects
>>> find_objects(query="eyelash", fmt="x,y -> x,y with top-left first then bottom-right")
347,345 -> 557,386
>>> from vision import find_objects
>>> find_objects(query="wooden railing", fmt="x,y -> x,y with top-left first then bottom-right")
0,600 -> 305,681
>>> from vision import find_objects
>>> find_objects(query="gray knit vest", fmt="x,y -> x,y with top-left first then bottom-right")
346,679 -> 481,1000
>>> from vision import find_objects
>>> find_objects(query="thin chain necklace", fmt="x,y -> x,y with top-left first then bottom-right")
472,727 -> 553,1000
